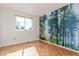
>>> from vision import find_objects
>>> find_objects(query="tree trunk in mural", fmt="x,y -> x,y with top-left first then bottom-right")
40,4 -> 79,51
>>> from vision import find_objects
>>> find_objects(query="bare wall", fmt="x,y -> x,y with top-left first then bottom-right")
0,7 -> 39,47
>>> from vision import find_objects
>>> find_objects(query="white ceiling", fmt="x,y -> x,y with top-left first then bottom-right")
0,3 -> 69,16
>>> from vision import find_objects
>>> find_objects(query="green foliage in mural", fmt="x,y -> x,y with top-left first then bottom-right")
40,4 -> 79,51
40,15 -> 46,40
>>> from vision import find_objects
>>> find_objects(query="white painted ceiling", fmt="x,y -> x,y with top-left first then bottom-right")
0,3 -> 69,16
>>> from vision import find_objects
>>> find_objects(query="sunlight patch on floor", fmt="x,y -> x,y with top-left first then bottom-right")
7,50 -> 22,56
23,47 -> 38,56
7,47 -> 39,56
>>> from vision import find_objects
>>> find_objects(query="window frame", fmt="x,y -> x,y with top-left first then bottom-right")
16,15 -> 33,31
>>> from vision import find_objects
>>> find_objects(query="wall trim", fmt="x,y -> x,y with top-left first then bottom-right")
40,40 -> 79,53
0,39 -> 39,48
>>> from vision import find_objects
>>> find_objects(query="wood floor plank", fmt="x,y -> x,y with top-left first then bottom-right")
0,40 -> 79,56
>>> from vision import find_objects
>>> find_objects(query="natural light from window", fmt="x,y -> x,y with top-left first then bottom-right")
16,16 -> 32,31
25,18 -> 32,30
7,47 -> 38,56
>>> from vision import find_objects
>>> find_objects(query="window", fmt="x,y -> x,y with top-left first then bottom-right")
16,16 -> 32,31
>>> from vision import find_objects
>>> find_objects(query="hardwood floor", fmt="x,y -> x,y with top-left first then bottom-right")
0,40 -> 79,56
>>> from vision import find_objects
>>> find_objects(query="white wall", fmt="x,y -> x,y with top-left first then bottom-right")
0,7 -> 39,47
0,8 -> 1,46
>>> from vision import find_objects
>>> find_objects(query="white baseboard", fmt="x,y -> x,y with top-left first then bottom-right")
0,39 -> 39,48
40,40 -> 79,53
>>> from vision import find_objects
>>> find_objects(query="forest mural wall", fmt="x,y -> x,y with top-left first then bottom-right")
40,4 -> 79,51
